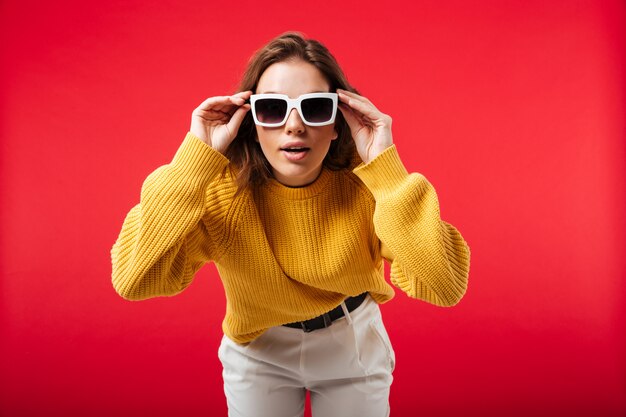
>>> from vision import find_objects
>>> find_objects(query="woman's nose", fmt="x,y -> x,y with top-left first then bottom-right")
285,108 -> 305,134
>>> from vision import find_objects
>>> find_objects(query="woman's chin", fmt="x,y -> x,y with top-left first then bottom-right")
272,165 -> 322,187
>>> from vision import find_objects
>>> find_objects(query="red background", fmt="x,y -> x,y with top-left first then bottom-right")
1,1 -> 625,416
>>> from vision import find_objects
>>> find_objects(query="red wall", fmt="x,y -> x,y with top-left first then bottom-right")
1,1 -> 625,416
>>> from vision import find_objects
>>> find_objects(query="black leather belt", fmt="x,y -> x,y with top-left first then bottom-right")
282,292 -> 368,332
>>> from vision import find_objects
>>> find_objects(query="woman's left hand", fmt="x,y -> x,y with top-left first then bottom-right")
337,89 -> 393,164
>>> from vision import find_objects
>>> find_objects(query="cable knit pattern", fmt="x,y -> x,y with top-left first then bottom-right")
111,132 -> 471,344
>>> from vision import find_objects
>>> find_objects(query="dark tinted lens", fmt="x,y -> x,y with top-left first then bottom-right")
255,98 -> 287,124
301,97 -> 334,123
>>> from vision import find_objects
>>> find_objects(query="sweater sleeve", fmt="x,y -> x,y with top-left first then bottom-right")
353,145 -> 471,307
110,132 -> 231,301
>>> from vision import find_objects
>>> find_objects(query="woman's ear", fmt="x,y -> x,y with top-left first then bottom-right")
331,129 -> 339,141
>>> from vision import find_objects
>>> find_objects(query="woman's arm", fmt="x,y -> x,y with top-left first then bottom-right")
112,92 -> 251,301
354,146 -> 471,307
337,89 -> 469,306
111,132 -> 231,301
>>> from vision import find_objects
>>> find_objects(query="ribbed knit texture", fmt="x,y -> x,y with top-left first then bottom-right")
111,132 -> 471,344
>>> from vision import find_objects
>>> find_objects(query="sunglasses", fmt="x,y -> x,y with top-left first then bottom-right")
249,92 -> 338,127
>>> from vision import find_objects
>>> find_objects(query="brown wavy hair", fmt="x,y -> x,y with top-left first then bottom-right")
225,31 -> 361,190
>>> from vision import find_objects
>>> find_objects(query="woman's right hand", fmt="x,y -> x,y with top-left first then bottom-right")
190,90 -> 253,153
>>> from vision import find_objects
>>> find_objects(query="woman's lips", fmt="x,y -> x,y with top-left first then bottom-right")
281,147 -> 310,161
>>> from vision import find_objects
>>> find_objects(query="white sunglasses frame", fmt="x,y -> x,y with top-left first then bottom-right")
249,92 -> 338,127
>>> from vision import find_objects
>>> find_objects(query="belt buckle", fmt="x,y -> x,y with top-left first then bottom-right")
300,312 -> 333,332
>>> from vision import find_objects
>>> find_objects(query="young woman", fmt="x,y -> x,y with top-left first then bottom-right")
111,32 -> 471,417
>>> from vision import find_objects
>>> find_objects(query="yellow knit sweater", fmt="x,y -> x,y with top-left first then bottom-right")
111,132 -> 471,344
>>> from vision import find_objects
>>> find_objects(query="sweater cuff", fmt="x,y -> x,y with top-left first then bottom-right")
352,145 -> 410,198
170,132 -> 230,185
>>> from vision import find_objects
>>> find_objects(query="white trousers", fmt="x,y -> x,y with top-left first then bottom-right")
217,293 -> 396,417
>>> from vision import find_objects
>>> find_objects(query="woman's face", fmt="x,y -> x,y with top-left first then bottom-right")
255,59 -> 338,187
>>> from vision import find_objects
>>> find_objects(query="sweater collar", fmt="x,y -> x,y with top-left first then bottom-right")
263,168 -> 332,200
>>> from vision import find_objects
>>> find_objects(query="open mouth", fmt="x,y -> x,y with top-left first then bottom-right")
280,146 -> 311,152
280,146 -> 311,161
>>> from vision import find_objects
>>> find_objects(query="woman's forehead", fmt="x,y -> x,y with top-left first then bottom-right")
257,60 -> 330,96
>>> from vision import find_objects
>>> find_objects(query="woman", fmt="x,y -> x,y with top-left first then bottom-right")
111,32 -> 471,417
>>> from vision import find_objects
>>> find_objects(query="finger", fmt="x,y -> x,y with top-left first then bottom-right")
197,92 -> 251,112
337,89 -> 375,110
197,95 -> 236,111
338,90 -> 381,121
195,107 -> 231,120
216,99 -> 250,116
221,91 -> 253,111
216,97 -> 245,113
224,94 -> 252,115
197,105 -> 240,121
225,103 -> 251,136
338,91 -> 382,121
337,89 -> 372,104
233,90 -> 253,97
338,100 -> 370,125
338,102 -> 365,135
224,91 -> 253,109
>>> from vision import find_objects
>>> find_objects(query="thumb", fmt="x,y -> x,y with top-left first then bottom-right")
226,104 -> 251,138
339,103 -> 361,137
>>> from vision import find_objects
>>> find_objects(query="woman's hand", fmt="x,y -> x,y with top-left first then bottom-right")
190,90 -> 253,153
337,89 -> 393,164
